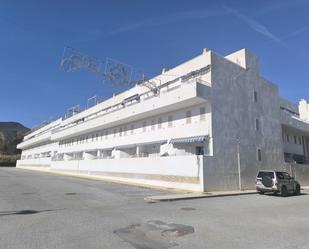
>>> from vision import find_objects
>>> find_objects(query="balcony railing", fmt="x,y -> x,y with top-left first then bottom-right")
52,80 -> 210,140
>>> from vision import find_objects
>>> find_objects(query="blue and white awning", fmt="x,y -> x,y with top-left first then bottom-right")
170,135 -> 208,144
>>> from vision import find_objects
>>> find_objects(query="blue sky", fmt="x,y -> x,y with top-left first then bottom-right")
1,0 -> 308,128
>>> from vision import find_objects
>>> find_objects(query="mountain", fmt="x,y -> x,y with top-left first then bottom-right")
0,122 -> 30,155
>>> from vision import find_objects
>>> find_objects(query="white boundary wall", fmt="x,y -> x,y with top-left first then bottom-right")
47,155 -> 205,191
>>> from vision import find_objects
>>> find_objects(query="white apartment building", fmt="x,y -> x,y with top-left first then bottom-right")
17,48 -> 309,192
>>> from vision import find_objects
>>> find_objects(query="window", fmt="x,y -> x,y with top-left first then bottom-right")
253,90 -> 258,103
158,117 -> 162,129
168,115 -> 173,127
255,119 -> 259,131
196,146 -> 204,155
294,136 -> 297,144
186,111 -> 192,124
299,136 -> 302,145
105,130 -> 108,139
276,172 -> 284,180
96,133 -> 99,141
200,107 -> 206,121
113,129 -> 117,138
258,171 -> 274,179
119,127 -> 123,136
257,149 -> 262,161
286,134 -> 290,143
130,124 -> 134,135
142,122 -> 147,132
151,120 -> 155,131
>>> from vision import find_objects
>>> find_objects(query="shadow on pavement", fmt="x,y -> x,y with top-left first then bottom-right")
263,192 -> 308,198
0,209 -> 58,216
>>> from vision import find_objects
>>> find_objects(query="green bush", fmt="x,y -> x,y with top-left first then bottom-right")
0,154 -> 20,167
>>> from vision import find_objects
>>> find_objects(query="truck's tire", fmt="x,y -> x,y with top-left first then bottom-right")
295,185 -> 301,195
262,176 -> 273,188
281,186 -> 288,197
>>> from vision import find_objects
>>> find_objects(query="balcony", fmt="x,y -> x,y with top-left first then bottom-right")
51,79 -> 211,140
17,131 -> 52,149
280,109 -> 309,133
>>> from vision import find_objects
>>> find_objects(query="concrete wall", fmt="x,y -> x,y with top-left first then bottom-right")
17,158 -> 51,167
203,50 -> 285,191
50,155 -> 204,192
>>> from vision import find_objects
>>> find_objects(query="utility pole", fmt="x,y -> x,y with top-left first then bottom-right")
237,137 -> 242,191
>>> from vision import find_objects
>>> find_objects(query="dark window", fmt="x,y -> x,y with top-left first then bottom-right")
254,90 -> 258,103
276,172 -> 284,179
158,118 -> 162,129
186,111 -> 192,124
151,120 -> 155,130
277,171 -> 291,179
257,149 -> 262,161
283,172 -> 291,180
105,130 -> 109,139
200,107 -> 206,121
168,115 -> 173,127
255,119 -> 260,131
196,146 -> 204,155
257,171 -> 274,179
142,122 -> 147,132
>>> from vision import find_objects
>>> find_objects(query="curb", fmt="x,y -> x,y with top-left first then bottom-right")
145,187 -> 309,202
144,191 -> 257,203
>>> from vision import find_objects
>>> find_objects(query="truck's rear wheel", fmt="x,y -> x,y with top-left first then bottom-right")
281,186 -> 288,197
295,185 -> 301,195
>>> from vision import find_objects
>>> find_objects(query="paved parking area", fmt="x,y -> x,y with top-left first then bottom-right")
0,167 -> 309,249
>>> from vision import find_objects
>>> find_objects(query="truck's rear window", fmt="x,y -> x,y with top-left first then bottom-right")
257,171 -> 274,179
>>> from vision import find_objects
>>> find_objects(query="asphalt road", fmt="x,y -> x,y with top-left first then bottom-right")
0,168 -> 309,249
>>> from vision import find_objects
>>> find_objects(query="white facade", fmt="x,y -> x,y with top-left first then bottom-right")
17,48 -> 309,192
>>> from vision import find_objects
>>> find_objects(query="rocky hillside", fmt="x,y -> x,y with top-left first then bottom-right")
0,122 -> 29,155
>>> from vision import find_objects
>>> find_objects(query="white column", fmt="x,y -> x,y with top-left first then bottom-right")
136,146 -> 140,157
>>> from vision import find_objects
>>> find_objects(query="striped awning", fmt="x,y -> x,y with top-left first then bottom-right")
170,135 -> 208,144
